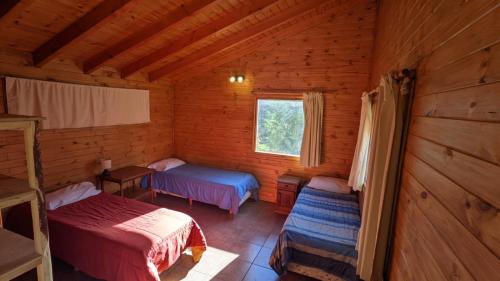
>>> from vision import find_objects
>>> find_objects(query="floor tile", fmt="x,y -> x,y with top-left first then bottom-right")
229,241 -> 262,263
160,264 -> 211,281
263,233 -> 279,249
238,229 -> 270,246
185,247 -> 238,276
211,258 -> 252,281
253,247 -> 273,269
242,265 -> 280,281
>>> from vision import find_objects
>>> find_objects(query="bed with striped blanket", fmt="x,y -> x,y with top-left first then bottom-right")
269,187 -> 361,281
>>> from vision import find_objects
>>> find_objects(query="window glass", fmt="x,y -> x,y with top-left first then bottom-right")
255,99 -> 304,156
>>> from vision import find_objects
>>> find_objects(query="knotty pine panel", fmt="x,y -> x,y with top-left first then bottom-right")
370,0 -> 500,280
406,135 -> 500,210
395,188 -> 475,281
0,50 -> 174,192
173,3 -> 376,202
402,172 -> 500,280
168,0 -> 377,82
403,153 -> 500,259
411,82 -> 500,121
409,116 -> 500,164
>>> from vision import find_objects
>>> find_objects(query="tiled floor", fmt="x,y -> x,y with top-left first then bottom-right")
17,194 -> 316,281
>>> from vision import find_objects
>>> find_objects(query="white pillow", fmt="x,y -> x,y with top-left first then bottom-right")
148,158 -> 186,172
45,182 -> 101,210
308,176 -> 351,194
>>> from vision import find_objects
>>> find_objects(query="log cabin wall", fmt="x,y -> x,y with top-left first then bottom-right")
0,50 -> 174,191
173,0 -> 377,202
370,0 -> 500,280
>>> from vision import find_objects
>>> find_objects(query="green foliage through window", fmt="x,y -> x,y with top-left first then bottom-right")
255,99 -> 304,156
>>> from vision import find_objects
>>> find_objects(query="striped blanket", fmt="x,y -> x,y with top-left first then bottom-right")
269,187 -> 361,281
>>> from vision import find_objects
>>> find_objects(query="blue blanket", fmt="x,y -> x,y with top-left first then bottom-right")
270,187 -> 360,281
141,164 -> 259,214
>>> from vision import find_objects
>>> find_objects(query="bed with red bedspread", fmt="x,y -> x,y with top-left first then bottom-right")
6,192 -> 206,281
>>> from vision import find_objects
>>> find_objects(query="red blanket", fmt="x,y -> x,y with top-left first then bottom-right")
46,192 -> 206,281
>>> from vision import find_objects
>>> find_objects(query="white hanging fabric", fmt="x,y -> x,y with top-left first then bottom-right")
348,92 -> 374,191
6,77 -> 150,129
356,74 -> 398,280
300,92 -> 324,168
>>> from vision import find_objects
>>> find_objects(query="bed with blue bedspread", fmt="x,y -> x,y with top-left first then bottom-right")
141,164 -> 259,214
269,186 -> 360,281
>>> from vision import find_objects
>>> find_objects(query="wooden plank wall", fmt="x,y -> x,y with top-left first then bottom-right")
369,0 -> 500,280
0,50 -> 174,192
173,0 -> 377,202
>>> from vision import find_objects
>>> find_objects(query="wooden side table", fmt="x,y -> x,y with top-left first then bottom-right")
97,166 -> 155,198
275,174 -> 301,215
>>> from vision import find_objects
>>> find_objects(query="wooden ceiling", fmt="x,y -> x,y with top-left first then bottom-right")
0,0 -> 369,82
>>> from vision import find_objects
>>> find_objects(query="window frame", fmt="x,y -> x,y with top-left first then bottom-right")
252,94 -> 304,158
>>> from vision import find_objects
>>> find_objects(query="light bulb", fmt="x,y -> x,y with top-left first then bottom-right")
229,76 -> 236,83
237,75 -> 244,83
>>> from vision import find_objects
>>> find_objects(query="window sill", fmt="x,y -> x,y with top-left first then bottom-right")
254,150 -> 300,159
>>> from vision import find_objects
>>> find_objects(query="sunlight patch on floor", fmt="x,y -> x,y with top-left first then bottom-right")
161,246 -> 240,281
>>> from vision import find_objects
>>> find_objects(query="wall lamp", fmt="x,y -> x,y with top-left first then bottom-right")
229,75 -> 245,84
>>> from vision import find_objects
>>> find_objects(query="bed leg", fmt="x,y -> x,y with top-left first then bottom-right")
228,210 -> 234,218
150,189 -> 155,202
188,198 -> 193,207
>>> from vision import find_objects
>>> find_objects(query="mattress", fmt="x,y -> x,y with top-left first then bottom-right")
47,192 -> 206,281
141,164 -> 260,214
269,187 -> 360,281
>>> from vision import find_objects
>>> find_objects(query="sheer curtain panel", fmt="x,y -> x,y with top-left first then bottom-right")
348,92 -> 374,191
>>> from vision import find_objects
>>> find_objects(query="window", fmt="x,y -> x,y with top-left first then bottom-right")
255,99 -> 304,156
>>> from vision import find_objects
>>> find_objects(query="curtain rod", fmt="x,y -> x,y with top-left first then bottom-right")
366,68 -> 416,97
392,68 -> 416,81
251,88 -> 337,95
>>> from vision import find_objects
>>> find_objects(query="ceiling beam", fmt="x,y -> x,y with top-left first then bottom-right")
32,0 -> 133,67
148,0 -> 331,82
120,0 -> 279,79
83,0 -> 217,74
0,0 -> 21,19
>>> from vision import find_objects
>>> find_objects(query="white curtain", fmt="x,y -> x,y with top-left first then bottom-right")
348,92 -> 374,191
357,74 -> 398,280
6,77 -> 150,129
300,92 -> 323,168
